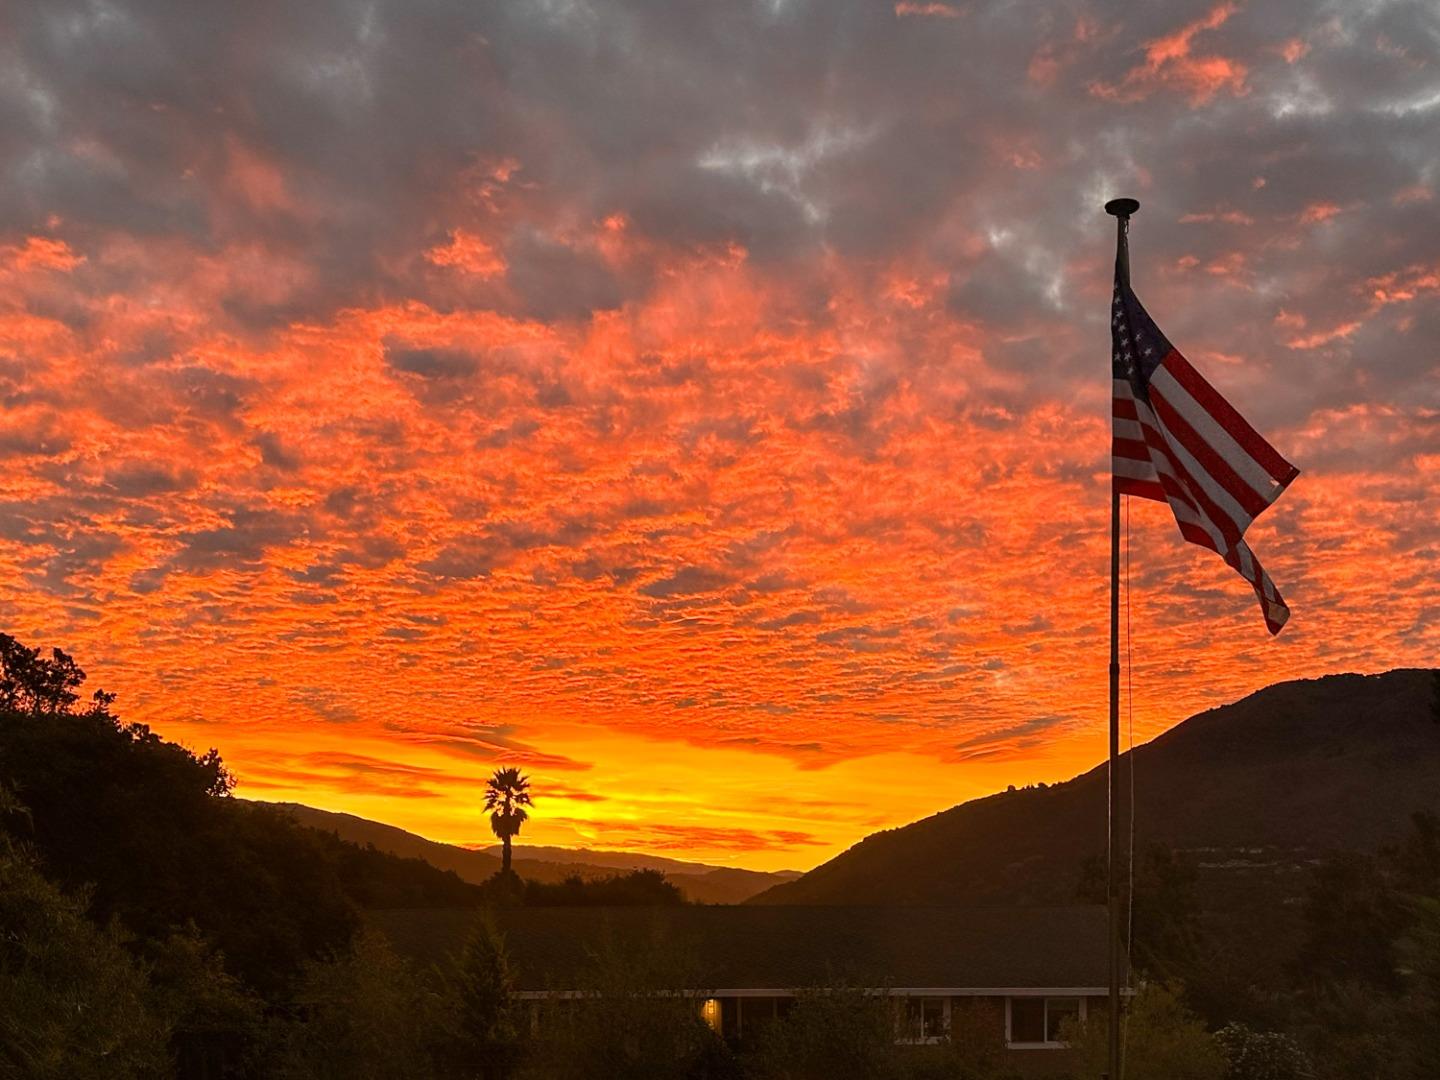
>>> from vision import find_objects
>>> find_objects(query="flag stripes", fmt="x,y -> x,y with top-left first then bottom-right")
1111,286 -> 1298,634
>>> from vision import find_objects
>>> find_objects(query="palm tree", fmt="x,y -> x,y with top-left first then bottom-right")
484,767 -> 533,876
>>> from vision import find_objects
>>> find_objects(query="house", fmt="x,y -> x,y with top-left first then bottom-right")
373,904 -> 1115,1071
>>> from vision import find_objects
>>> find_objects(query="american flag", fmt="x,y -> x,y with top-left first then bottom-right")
1111,269 -> 1299,634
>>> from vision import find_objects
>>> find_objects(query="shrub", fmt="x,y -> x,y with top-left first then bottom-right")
1214,1023 -> 1314,1080
1063,982 -> 1225,1080
747,984 -> 901,1080
0,842 -> 170,1080
271,930 -> 441,1080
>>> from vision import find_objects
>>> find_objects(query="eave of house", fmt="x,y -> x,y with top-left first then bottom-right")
512,985 -> 1119,999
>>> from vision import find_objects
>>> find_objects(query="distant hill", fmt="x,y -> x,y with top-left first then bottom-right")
270,803 -> 800,904
752,670 -> 1440,920
485,842 -> 801,879
271,803 -> 504,876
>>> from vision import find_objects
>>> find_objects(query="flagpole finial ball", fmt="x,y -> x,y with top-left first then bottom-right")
1105,197 -> 1140,217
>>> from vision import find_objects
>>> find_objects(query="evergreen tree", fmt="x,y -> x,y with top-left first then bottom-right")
273,931 -> 439,1080
439,919 -> 524,1080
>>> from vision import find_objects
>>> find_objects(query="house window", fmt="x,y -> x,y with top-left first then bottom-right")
738,996 -> 783,1038
720,997 -> 739,1040
900,997 -> 949,1043
1006,996 -> 1085,1048
1046,997 -> 1081,1042
921,998 -> 947,1040
1008,997 -> 1046,1044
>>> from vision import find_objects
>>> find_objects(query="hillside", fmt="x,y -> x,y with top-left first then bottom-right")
0,692 -> 485,997
752,669 -> 1440,911
486,842 -> 802,881
272,803 -> 800,904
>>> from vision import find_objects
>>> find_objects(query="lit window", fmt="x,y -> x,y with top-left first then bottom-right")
701,998 -> 721,1034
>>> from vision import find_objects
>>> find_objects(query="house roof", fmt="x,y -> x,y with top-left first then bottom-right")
370,905 -> 1110,993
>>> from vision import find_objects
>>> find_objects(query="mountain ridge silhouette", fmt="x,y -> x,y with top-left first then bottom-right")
749,669 -> 1440,908
266,802 -> 801,904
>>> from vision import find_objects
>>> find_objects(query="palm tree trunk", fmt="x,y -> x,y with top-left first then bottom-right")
502,834 -> 512,875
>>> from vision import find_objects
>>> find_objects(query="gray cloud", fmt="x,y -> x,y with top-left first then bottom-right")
639,564 -> 735,598
3,1 -> 1434,426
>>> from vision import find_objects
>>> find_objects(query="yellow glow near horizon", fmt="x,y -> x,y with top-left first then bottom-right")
161,712 -> 1111,872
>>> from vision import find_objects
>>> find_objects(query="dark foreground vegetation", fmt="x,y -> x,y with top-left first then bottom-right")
0,634 -> 685,1078
1,635 -> 1438,1078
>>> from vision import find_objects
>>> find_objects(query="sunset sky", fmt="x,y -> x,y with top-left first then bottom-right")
2,1 -> 1436,870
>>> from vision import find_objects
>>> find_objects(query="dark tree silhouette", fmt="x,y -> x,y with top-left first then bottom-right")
0,825 -> 170,1079
0,633 -> 90,716
1296,852 -> 1409,993
1078,841 -> 1204,983
523,869 -> 686,907
484,768 -> 533,876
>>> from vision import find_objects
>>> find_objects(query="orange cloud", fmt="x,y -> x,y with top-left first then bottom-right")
1204,250 -> 1251,283
425,229 -> 507,277
3,0 -> 1436,872
1180,209 -> 1255,226
1392,185 -> 1433,206
550,818 -> 827,854
895,2 -> 962,18
1286,320 -> 1362,349
1367,264 -> 1440,307
4,236 -> 84,273
222,136 -> 297,215
1298,202 -> 1343,225
1090,3 -> 1247,104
